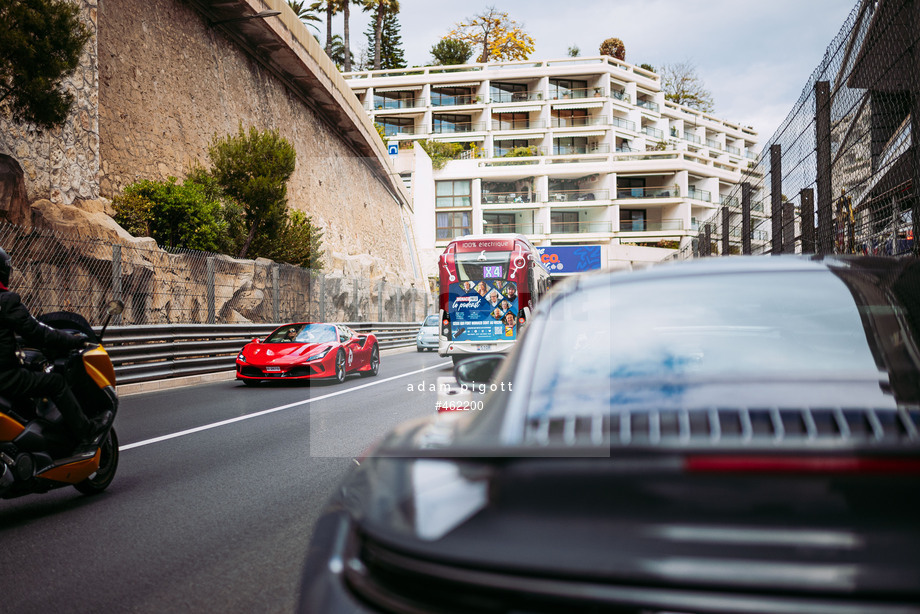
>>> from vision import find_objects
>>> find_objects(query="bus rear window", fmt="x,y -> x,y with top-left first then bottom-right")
455,251 -> 512,281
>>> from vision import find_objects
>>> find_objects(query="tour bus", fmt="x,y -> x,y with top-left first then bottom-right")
438,234 -> 551,364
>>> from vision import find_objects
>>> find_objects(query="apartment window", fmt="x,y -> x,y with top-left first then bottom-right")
436,211 -> 471,239
373,91 -> 415,109
620,208 -> 646,231
490,82 -> 528,103
617,176 -> 646,199
551,211 -> 579,233
550,78 -> 587,100
494,140 -> 533,157
492,112 -> 529,131
431,87 -> 475,106
436,180 -> 472,208
434,114 -> 473,134
552,108 -> 588,128
483,213 -> 516,233
554,137 -> 588,155
378,117 -> 414,137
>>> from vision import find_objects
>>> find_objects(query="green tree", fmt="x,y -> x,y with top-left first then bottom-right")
430,38 -> 472,66
112,177 -> 227,252
287,0 -> 323,32
328,34 -> 354,70
661,60 -> 715,113
447,6 -> 534,63
567,44 -> 580,57
207,125 -> 297,259
417,139 -> 465,170
273,210 -> 325,269
0,0 -> 91,130
639,63 -> 655,73
364,7 -> 405,70
599,37 -> 625,61
362,0 -> 400,70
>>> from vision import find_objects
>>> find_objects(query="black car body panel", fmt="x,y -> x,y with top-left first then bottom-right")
299,256 -> 920,614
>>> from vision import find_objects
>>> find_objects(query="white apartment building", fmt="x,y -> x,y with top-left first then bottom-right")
344,55 -> 760,279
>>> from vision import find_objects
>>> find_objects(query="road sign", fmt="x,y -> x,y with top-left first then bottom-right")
387,143 -> 399,156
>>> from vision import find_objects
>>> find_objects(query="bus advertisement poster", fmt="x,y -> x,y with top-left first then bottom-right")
449,280 -> 519,342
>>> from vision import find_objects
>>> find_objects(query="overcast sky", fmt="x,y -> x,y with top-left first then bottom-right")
325,0 -> 857,149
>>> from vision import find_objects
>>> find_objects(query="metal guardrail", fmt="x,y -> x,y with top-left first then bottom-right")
100,322 -> 422,386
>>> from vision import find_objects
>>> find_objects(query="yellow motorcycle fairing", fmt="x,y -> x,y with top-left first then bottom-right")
83,345 -> 116,389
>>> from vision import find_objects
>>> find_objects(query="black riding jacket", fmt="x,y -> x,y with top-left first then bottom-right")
0,290 -> 82,371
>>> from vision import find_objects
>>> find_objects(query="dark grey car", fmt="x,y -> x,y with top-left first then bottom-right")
299,256 -> 920,614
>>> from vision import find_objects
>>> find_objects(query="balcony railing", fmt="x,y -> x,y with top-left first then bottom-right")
687,187 -> 712,202
432,121 -> 485,134
492,118 -> 547,130
616,186 -> 680,199
493,145 -> 542,158
482,191 -> 537,204
746,151 -> 759,160
611,90 -> 629,102
369,98 -> 420,110
490,91 -> 543,103
706,139 -> 722,149
549,221 -> 613,234
552,143 -> 610,155
637,99 -> 659,112
643,126 -> 664,139
726,145 -> 741,155
720,195 -> 740,208
612,116 -> 637,131
684,133 -> 702,145
551,116 -> 608,128
381,124 -> 425,136
431,93 -> 481,106
549,86 -> 605,100
619,219 -> 684,232
547,188 -> 609,202
483,223 -> 543,234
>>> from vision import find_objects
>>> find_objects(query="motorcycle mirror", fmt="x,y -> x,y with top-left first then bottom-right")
106,299 -> 125,316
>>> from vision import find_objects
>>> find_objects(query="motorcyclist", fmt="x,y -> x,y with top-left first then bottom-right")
0,248 -> 112,449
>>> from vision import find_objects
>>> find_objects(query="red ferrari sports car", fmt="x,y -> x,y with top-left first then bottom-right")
235,322 -> 379,385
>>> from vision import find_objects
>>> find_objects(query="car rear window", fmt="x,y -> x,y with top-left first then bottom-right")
528,271 -> 891,413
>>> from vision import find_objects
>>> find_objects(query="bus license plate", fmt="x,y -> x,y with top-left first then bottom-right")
265,366 -> 281,372
477,345 -> 492,351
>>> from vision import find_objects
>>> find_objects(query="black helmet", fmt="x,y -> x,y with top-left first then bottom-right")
0,248 -> 10,287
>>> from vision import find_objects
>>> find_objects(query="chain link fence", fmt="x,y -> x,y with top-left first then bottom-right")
676,0 -> 920,260
0,222 -> 432,326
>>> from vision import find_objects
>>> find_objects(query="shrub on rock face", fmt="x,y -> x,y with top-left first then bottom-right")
112,177 -> 227,252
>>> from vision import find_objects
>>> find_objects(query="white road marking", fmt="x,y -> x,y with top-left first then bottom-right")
119,362 -> 450,451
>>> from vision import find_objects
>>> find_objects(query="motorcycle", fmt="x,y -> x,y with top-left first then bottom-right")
0,299 -> 124,499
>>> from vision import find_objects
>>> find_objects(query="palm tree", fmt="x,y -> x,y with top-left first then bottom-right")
342,0 -> 354,72
327,35 -> 354,70
362,0 -> 399,70
287,0 -> 323,32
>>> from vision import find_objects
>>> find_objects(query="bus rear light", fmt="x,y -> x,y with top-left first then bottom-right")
518,316 -> 526,326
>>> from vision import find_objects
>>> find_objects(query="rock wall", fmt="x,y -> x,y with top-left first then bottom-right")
96,0 -> 418,284
0,0 -> 100,206
0,0 -> 422,288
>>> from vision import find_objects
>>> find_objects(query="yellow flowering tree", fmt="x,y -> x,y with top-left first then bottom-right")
446,7 -> 534,63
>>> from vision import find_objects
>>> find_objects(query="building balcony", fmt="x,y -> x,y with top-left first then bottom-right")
549,221 -> 613,234
368,98 -> 422,111
490,91 -> 543,103
619,219 -> 685,232
550,116 -> 609,128
547,188 -> 609,202
549,86 -> 605,101
616,185 -> 680,199
432,122 -> 486,134
642,126 -> 664,139
483,222 -> 544,235
381,124 -> 427,137
611,89 -> 630,103
431,93 -> 483,106
491,119 -> 547,131
637,99 -> 660,112
552,143 -> 610,155
481,191 -> 537,205
684,133 -> 702,145
687,187 -> 712,202
612,116 -> 637,131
